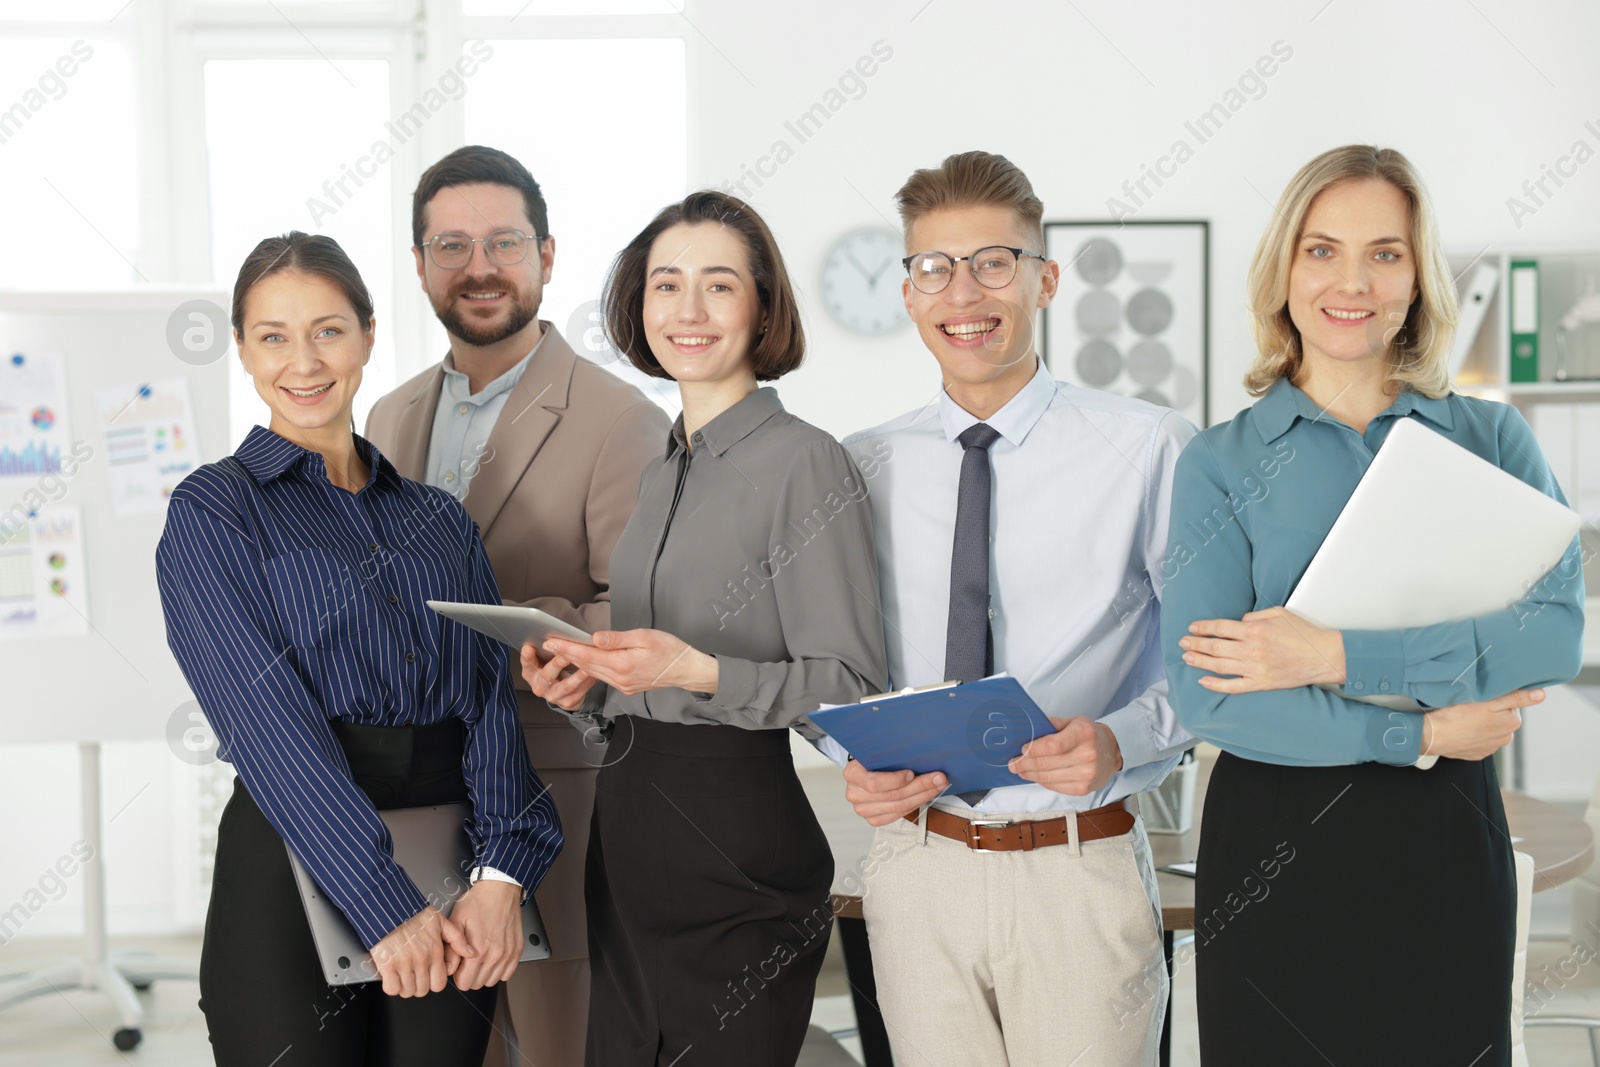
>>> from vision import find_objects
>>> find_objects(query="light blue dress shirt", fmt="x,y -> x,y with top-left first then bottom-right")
824,360 -> 1199,814
424,334 -> 544,500
1161,377 -> 1587,767
419,336 -> 546,885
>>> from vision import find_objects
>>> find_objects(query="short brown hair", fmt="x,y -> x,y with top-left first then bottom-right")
412,145 -> 549,248
1244,145 -> 1457,398
231,231 -> 373,338
894,150 -> 1045,251
602,191 -> 804,382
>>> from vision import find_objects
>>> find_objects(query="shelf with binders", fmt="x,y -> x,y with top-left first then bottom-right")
1445,251 -> 1600,686
1448,250 -> 1600,398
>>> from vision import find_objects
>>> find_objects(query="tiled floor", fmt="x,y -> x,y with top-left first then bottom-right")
2,821 -> 1596,1065
0,935 -> 870,1066
5,923 -> 1599,1065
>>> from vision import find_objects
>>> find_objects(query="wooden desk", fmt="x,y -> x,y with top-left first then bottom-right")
810,751 -> 1596,1067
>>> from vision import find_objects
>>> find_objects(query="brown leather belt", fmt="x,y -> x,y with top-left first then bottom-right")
905,798 -> 1135,852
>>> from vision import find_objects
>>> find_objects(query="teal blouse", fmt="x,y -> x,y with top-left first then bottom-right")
1161,377 -> 1586,767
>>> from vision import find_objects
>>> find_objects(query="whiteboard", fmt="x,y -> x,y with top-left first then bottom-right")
0,290 -> 232,744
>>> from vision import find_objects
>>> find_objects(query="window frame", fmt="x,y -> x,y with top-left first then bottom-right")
155,0 -> 688,382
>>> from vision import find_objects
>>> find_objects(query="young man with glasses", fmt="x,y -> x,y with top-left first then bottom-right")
827,151 -> 1196,1066
365,145 -> 667,1067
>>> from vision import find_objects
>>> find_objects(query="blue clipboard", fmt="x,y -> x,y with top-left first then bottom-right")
808,676 -> 1058,795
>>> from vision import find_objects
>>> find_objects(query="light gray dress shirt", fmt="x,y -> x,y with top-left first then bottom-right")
420,334 -> 545,884
823,360 -> 1198,814
424,333 -> 545,500
595,386 -> 889,733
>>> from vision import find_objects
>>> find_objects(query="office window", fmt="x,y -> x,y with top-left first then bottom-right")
464,0 -> 683,15
463,37 -> 685,408
203,58 -> 396,437
0,1 -> 130,19
0,32 -> 138,287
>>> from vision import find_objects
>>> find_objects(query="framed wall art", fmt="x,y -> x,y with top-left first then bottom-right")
1041,220 -> 1209,426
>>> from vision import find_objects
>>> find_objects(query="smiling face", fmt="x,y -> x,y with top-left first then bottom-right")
414,182 -> 554,347
903,203 -> 1058,399
641,221 -> 765,386
1287,177 -> 1418,375
236,270 -> 373,440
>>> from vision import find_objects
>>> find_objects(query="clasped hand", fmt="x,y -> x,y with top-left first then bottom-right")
1181,608 -> 1541,763
1178,606 -> 1345,692
370,880 -> 522,997
842,716 -> 1123,825
521,629 -> 718,711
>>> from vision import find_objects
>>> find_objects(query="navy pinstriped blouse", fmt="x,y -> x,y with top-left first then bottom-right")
156,426 -> 562,949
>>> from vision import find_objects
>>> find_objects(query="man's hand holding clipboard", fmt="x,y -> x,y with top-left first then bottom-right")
811,675 -> 1125,825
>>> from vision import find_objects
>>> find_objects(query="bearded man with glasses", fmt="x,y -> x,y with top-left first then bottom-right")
365,145 -> 667,1067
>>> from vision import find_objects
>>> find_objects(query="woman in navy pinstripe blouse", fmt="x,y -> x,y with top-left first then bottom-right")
156,232 -> 561,1067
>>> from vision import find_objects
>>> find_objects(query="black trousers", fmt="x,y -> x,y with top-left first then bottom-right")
586,715 -> 834,1067
1195,749 -> 1515,1066
198,719 -> 499,1067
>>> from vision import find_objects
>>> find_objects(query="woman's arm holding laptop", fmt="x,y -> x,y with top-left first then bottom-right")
1181,404 -> 1586,706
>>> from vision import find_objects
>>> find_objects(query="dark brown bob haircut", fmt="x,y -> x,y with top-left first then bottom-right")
411,145 -> 549,249
602,190 -> 804,382
231,230 -> 374,338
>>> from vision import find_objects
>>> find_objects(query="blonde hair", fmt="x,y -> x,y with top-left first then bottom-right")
894,150 -> 1045,251
1244,145 -> 1456,398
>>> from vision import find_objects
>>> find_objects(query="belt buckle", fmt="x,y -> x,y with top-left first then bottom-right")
966,819 -> 1010,853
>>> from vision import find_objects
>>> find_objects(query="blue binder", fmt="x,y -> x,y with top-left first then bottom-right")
808,676 -> 1059,795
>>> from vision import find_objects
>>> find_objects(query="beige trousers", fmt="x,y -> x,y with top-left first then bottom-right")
861,810 -> 1167,1067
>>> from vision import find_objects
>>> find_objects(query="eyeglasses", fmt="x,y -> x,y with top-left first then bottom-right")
902,246 -> 1046,295
419,229 -> 544,270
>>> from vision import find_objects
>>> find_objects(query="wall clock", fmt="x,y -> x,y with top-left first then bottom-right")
819,227 -> 909,336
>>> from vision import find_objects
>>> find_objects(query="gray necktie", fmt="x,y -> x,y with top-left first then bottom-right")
945,422 -> 999,805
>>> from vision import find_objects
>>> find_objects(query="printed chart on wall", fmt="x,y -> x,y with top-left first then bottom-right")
0,352 -> 88,641
0,507 -> 89,642
95,377 -> 199,516
0,351 -> 73,478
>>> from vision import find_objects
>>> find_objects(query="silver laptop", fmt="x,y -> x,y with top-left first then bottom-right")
287,803 -> 553,985
1285,416 -> 1580,719
1286,417 -> 1579,632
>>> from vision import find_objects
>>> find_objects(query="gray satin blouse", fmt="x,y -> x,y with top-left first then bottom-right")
596,386 -> 888,735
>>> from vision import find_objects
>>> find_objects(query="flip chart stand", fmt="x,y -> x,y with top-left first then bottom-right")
0,743 -> 198,1051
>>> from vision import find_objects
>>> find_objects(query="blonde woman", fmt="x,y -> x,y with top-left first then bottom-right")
1161,146 -> 1584,1064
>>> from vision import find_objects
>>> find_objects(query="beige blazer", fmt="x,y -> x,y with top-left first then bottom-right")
365,323 -> 669,768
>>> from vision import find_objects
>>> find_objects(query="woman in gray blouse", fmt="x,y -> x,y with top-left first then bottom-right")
522,190 -> 888,1067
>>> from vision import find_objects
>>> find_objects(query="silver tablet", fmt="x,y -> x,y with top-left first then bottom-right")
426,600 -> 594,651
287,802 -> 553,986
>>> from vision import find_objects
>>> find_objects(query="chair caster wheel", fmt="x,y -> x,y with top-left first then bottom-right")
113,1028 -> 141,1050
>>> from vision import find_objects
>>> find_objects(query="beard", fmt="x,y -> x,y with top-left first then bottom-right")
432,276 -> 539,346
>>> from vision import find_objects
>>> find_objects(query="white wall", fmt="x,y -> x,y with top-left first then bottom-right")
679,0 -> 1600,438
5,0 -> 1600,941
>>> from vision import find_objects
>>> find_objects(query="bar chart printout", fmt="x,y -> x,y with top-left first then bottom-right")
0,352 -> 72,478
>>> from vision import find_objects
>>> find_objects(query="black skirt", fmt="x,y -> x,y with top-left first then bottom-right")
585,715 -> 834,1067
199,719 -> 499,1067
1194,749 -> 1515,1066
